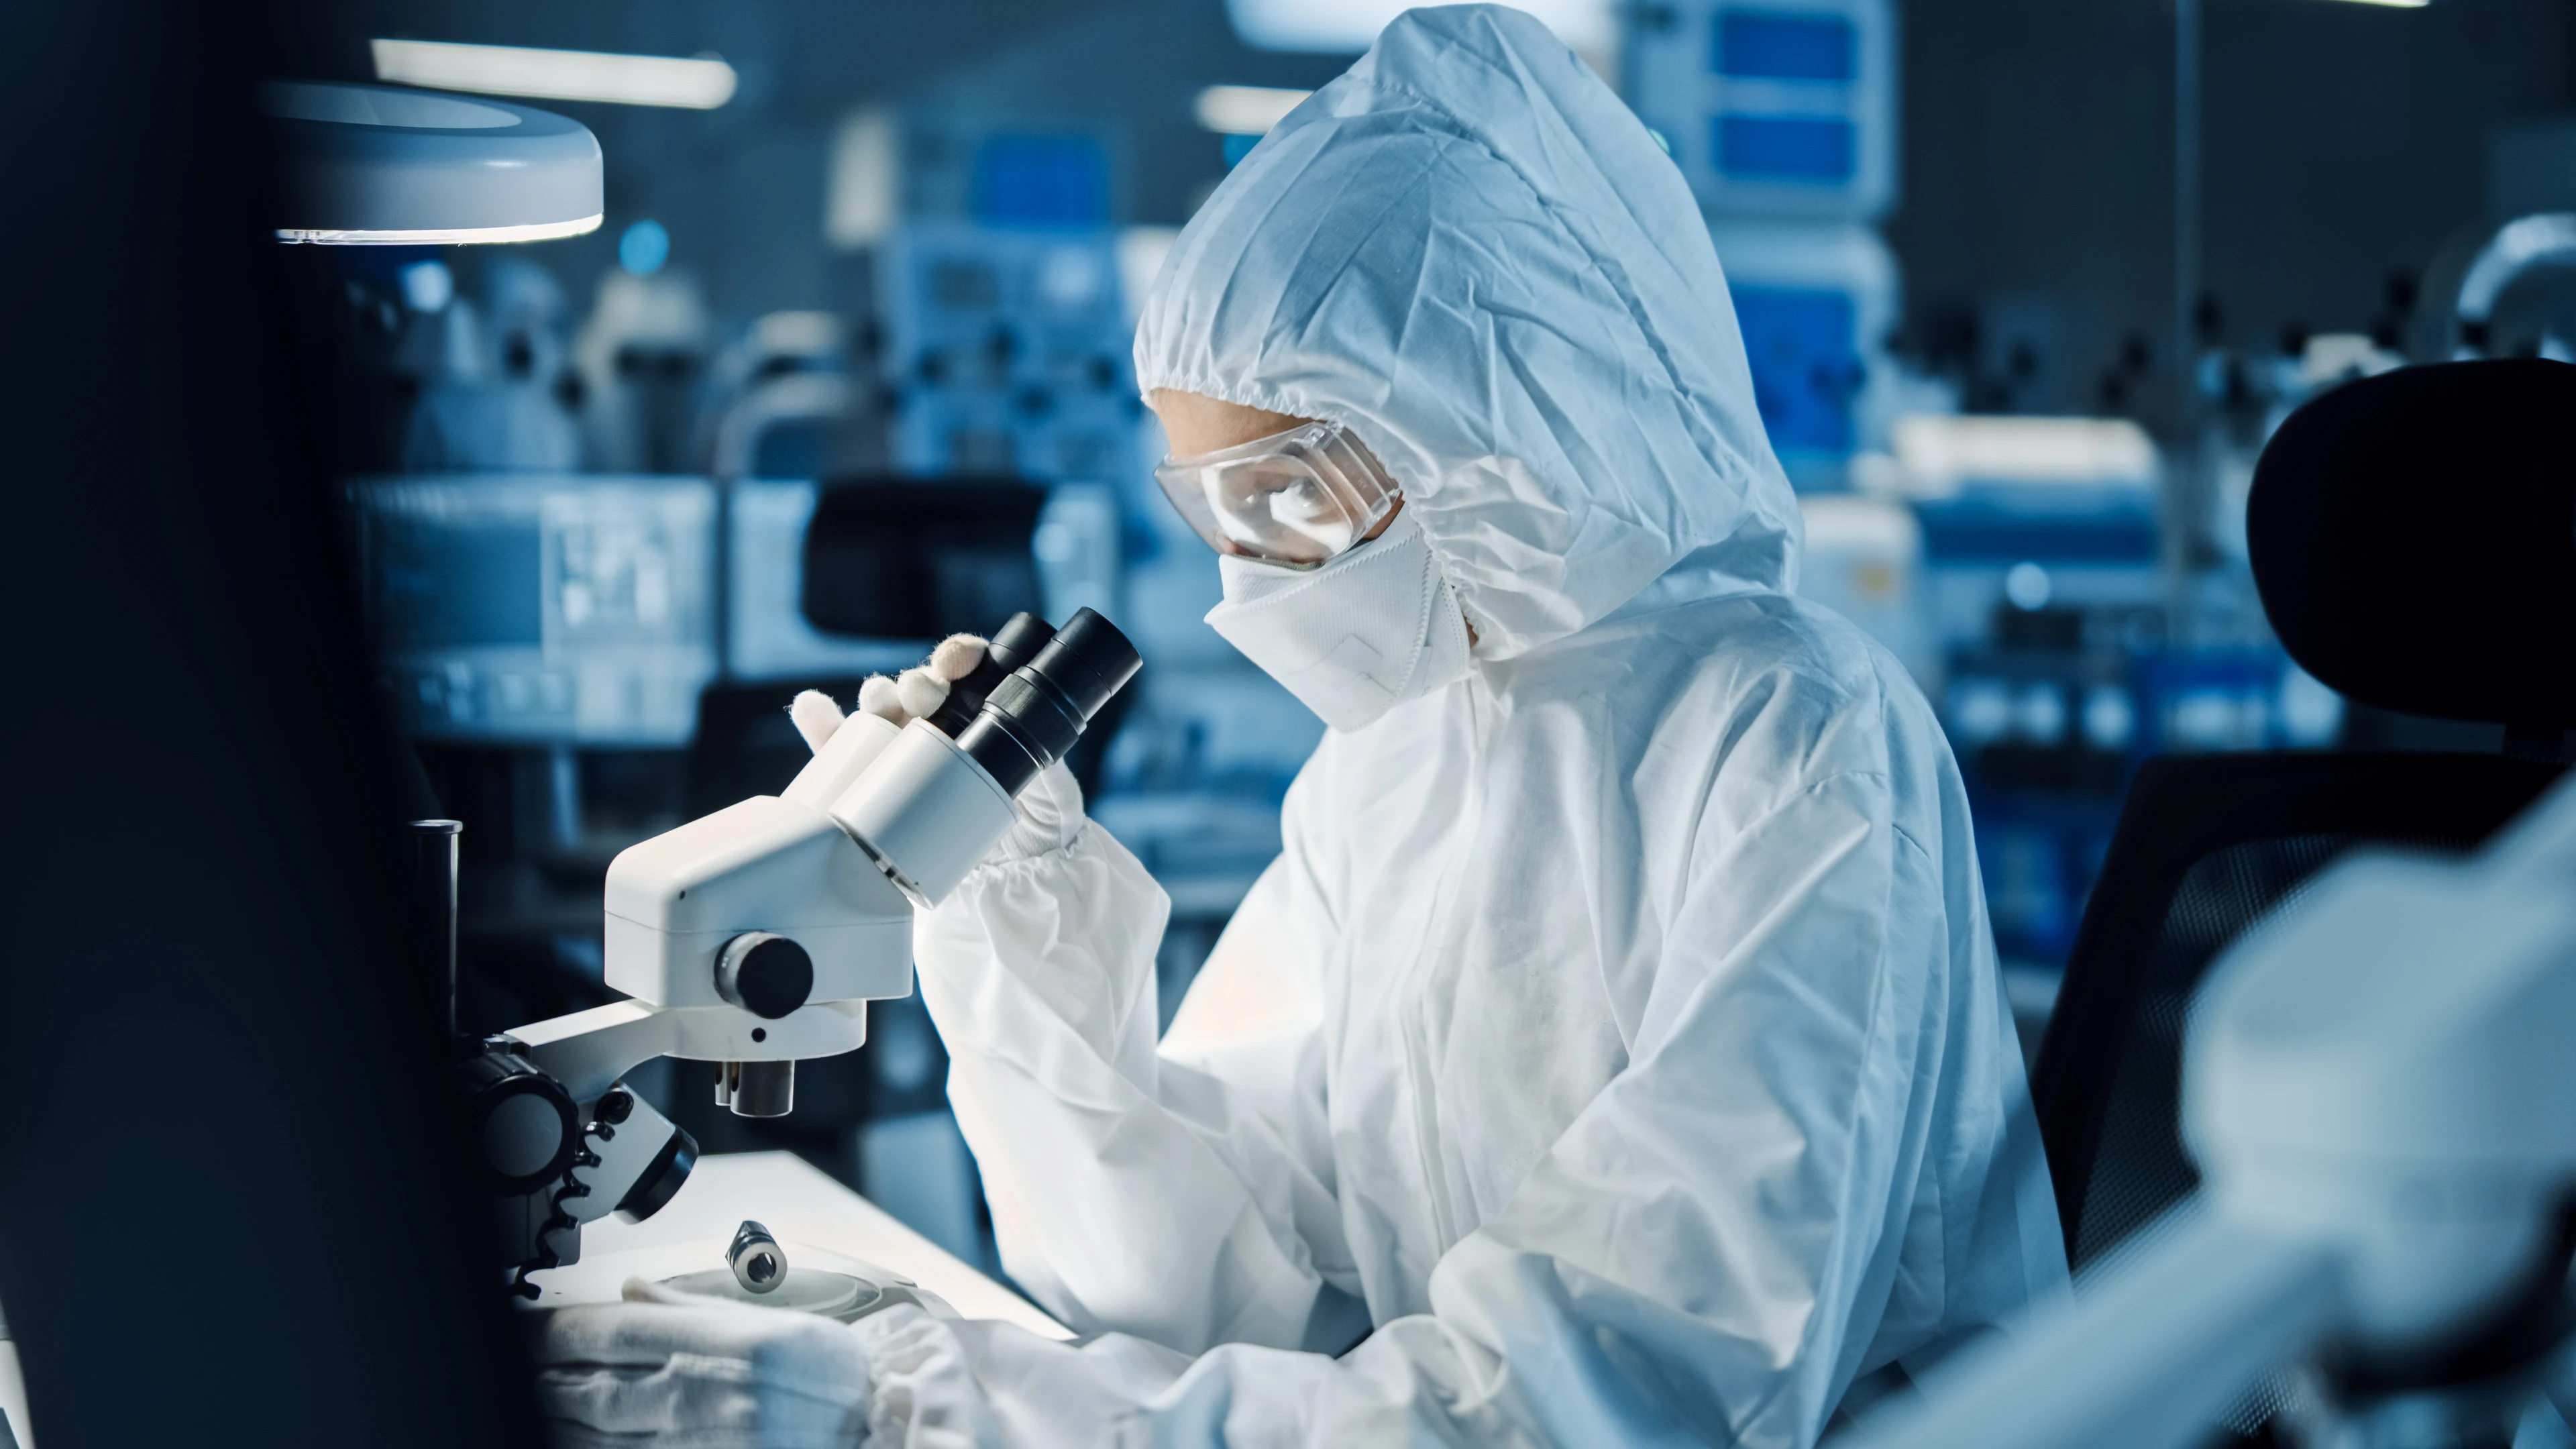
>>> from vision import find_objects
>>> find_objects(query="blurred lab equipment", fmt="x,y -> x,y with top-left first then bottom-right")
574,268 -> 713,474
702,310 -> 866,481
1711,219 -> 1900,488
2443,211 -> 2576,362
726,480 -> 898,685
843,123 -> 1289,1012
347,474 -> 719,747
1797,493 -> 1933,684
1627,0 -> 1901,489
257,80 -> 602,245
1847,767 -> 2576,1449
402,258 -> 584,471
1982,358 -> 2576,1446
799,482 -> 1048,643
877,220 -> 1140,484
1847,412 -> 2351,974
1862,415 -> 2165,962
470,608 -> 1139,1289
1625,0 -> 1897,221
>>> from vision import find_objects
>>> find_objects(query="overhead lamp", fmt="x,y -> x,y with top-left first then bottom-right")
1193,85 -> 1313,136
258,80 -> 602,246
371,38 -> 739,111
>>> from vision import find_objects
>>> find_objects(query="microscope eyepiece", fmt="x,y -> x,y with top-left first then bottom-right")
953,608 -> 1141,795
830,608 -> 1142,906
924,611 -> 1057,738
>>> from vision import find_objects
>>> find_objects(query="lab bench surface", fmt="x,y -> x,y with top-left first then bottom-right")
0,1152 -> 1068,1448
530,1149 -> 1072,1341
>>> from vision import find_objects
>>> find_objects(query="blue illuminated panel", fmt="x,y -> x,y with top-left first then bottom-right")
1715,114 -> 1856,182
969,135 -> 1109,228
1715,10 -> 1857,80
1731,285 -> 1856,453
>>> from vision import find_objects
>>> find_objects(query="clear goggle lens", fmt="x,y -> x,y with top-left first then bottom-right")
1152,421 -> 1400,568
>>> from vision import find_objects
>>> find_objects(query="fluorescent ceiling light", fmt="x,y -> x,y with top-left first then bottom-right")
2323,0 -> 2428,6
1225,0 -> 1613,54
1194,85 -> 1312,136
372,38 -> 739,110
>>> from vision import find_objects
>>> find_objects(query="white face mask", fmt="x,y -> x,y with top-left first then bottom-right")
1205,507 -> 1473,731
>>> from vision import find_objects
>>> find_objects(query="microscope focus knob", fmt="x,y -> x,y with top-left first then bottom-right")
714,932 -> 814,1020
456,1046 -> 579,1195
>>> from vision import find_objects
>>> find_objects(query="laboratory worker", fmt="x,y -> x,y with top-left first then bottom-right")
535,5 -> 2065,1444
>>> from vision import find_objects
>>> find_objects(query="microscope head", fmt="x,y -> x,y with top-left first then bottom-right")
602,796 -> 914,1016
481,609 -> 1138,1284
582,608 -> 1140,1112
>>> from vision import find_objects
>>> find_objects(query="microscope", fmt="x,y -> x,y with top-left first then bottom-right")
451,609 -> 1140,1293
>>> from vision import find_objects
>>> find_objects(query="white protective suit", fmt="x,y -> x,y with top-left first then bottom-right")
863,7 -> 2070,1444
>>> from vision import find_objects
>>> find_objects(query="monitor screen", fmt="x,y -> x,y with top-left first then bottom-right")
348,475 -> 718,745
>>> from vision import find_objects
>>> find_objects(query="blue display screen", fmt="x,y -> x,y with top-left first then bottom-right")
969,135 -> 1109,228
1716,114 -> 1856,182
1913,496 -> 2162,564
1715,10 -> 1858,80
1731,286 -> 1856,454
374,520 -> 541,649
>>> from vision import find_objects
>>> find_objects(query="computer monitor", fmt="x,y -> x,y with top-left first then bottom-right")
347,474 -> 719,745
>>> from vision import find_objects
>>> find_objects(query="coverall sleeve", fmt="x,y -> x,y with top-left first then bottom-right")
910,820 -> 1348,1356
871,768 -> 2021,1447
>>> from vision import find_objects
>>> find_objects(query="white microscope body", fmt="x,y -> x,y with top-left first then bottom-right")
465,610 -> 1136,1289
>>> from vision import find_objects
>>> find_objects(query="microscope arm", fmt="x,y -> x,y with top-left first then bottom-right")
504,998 -> 870,1106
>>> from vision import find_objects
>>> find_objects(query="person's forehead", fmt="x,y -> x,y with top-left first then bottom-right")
1150,389 -> 1311,454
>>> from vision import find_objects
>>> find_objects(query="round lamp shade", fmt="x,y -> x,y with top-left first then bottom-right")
258,80 -> 602,245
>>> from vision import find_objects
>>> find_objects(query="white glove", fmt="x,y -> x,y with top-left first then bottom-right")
533,1277 -> 871,1448
788,635 -> 1087,864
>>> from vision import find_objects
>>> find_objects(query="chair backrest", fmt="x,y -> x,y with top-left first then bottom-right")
2035,357 -> 2576,1275
2029,751 -> 2562,1271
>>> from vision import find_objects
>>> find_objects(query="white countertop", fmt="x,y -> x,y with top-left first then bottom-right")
526,1149 -> 1071,1341
0,1151 -> 1058,1449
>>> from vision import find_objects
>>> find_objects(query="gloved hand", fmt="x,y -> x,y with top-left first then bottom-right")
787,635 -> 1087,864
533,1276 -> 871,1448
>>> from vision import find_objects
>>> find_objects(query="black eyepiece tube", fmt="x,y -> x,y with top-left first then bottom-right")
954,608 -> 1142,795
926,612 -> 1055,739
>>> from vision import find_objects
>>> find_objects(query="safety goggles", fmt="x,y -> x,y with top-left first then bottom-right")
1152,420 -> 1401,569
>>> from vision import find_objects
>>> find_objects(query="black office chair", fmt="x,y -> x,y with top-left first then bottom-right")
2029,361 -> 2575,1338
